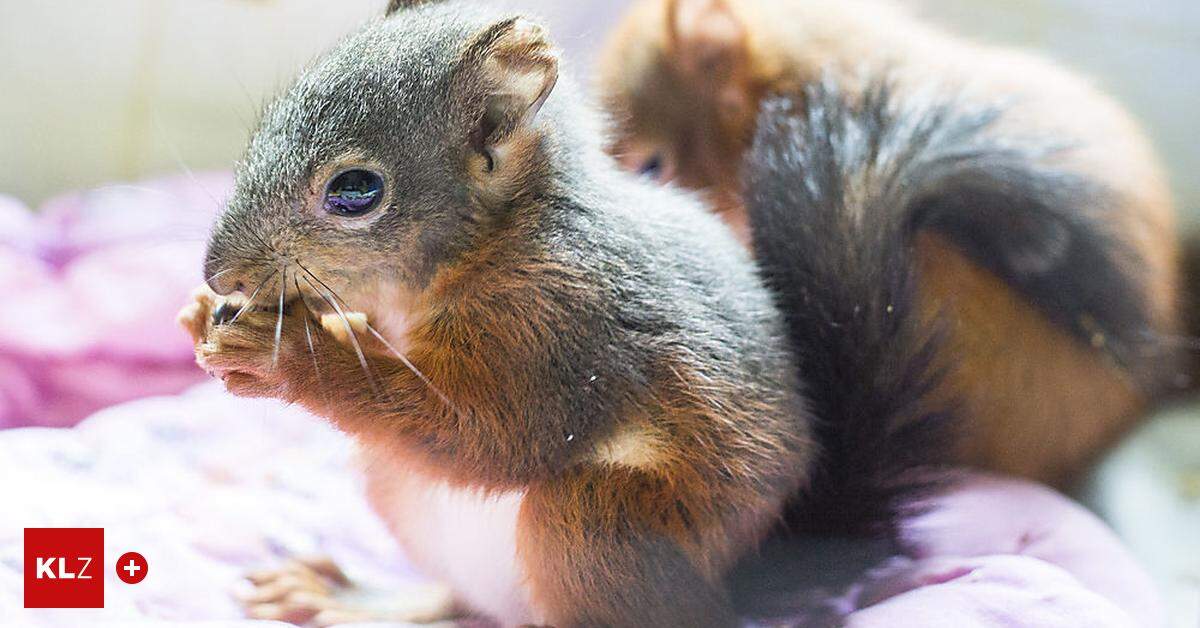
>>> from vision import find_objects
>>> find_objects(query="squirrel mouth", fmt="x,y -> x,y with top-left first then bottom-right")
209,294 -> 318,327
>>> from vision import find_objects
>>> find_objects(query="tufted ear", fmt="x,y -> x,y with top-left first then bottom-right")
665,0 -> 747,78
385,0 -> 438,15
461,17 -> 560,154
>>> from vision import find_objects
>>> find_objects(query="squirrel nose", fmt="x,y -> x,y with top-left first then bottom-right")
206,272 -> 244,296
204,262 -> 245,296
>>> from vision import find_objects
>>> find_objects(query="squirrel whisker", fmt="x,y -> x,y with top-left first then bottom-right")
228,268 -> 279,325
205,267 -> 237,284
299,271 -> 381,396
297,262 -> 409,406
292,273 -> 324,384
302,315 -> 321,382
295,260 -> 352,311
364,321 -> 462,419
272,267 -> 287,370
292,274 -> 323,326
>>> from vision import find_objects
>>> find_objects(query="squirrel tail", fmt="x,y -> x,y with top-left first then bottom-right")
744,81 -> 958,538
745,76 -> 1157,538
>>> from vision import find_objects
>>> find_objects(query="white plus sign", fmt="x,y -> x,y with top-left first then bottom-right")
123,559 -> 141,578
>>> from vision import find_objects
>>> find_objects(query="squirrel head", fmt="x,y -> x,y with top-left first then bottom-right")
204,1 -> 572,315
599,0 -> 759,210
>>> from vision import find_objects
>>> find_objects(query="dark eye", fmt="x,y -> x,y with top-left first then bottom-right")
324,169 -> 385,216
638,154 -> 663,178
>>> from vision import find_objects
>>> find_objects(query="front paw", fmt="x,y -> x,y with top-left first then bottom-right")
196,303 -> 295,399
177,285 -> 248,343
177,285 -> 219,345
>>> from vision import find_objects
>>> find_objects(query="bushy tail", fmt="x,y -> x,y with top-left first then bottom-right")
745,82 -> 957,538
745,77 -> 1156,538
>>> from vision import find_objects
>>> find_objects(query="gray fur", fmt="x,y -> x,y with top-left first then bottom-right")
208,2 -> 608,292
203,0 -> 804,481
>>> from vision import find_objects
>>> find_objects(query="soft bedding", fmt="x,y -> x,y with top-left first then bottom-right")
0,382 -> 1161,626
0,175 -> 223,428
0,177 -> 1163,626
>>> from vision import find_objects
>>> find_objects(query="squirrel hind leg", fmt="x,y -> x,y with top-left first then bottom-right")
238,555 -> 462,626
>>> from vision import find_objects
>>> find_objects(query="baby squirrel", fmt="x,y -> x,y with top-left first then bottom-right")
600,0 -> 1184,487
179,0 -> 954,625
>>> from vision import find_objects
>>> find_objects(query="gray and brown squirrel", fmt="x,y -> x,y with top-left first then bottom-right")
178,0 -> 964,625
600,0 -> 1185,489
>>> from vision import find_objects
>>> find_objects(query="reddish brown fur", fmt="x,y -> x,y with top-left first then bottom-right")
599,0 -> 1181,487
916,235 -> 1146,485
188,7 -> 812,625
182,219 -> 808,625
518,371 -> 799,626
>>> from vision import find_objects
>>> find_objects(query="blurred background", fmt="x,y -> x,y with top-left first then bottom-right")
0,0 -> 1197,216
0,0 -> 1196,624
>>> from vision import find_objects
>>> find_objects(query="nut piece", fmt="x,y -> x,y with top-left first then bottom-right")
320,312 -> 369,345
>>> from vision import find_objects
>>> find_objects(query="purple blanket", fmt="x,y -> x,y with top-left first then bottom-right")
0,177 -> 1162,626
0,177 -> 224,428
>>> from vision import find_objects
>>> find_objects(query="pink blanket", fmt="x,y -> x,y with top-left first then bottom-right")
0,176 -> 223,428
0,176 -> 1162,626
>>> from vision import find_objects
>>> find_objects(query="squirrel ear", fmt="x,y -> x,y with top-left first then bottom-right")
665,0 -> 747,77
463,17 -> 560,151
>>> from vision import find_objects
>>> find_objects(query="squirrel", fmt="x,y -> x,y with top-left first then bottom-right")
598,0 -> 1184,488
178,0 -> 956,626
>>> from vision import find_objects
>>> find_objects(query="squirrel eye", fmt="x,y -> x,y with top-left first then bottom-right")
616,144 -> 675,184
638,154 -> 664,178
324,169 -> 385,216
637,152 -> 675,183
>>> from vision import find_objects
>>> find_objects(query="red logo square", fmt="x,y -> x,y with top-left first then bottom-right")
23,528 -> 104,609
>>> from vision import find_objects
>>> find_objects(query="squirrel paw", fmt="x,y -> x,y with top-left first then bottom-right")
177,285 -> 220,345
177,285 -> 252,344
178,285 -> 299,398
238,556 -> 461,627
199,314 -> 287,397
